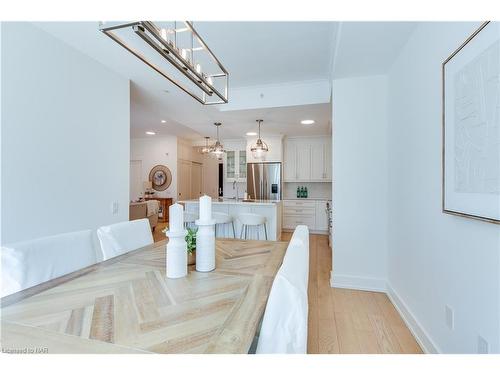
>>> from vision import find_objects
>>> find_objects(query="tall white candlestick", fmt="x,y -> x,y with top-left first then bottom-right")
169,203 -> 184,233
199,195 -> 212,222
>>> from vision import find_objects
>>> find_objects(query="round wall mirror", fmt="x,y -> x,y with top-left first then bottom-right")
148,165 -> 172,191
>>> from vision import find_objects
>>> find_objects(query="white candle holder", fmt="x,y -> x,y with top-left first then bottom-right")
165,228 -> 188,278
195,218 -> 216,272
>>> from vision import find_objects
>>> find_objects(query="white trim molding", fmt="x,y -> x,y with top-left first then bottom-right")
330,271 -> 387,292
330,271 -> 441,354
386,283 -> 440,354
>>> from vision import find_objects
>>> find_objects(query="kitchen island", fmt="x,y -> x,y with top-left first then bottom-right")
179,198 -> 282,240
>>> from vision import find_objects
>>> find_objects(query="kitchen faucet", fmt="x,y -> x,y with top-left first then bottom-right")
233,180 -> 240,200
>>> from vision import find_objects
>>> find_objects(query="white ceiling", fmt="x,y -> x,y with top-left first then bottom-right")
333,22 -> 418,78
194,22 -> 337,87
34,21 -> 416,141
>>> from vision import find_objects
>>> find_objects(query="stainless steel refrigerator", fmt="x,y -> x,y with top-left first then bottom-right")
247,162 -> 282,200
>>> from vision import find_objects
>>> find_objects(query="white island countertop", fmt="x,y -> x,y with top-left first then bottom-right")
179,198 -> 281,206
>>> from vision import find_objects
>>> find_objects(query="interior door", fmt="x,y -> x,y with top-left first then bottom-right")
130,160 -> 142,201
191,162 -> 202,199
178,159 -> 192,201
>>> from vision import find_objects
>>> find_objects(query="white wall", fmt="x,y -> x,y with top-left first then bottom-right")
387,22 -> 500,353
1,22 -> 130,244
331,75 -> 389,291
130,136 -> 178,200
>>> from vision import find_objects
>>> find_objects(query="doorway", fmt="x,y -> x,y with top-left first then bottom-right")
130,160 -> 142,201
218,163 -> 223,197
191,162 -> 202,199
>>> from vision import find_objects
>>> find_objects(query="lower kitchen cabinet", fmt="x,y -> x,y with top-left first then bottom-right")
282,199 -> 329,233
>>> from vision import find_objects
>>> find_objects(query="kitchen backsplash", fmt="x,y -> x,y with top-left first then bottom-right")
283,182 -> 332,200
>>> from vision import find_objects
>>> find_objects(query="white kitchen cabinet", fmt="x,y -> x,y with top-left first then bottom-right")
284,138 -> 312,181
284,136 -> 332,182
225,149 -> 246,182
325,140 -> 332,180
283,140 -> 297,180
296,140 -> 311,180
282,199 -> 329,233
315,200 -> 328,231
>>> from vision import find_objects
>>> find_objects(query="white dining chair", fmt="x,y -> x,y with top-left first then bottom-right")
1,229 -> 97,298
96,218 -> 153,261
256,225 -> 309,354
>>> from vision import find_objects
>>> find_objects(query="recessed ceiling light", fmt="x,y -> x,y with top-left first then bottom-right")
161,120 -> 166,123
246,132 -> 258,136
145,131 -> 156,135
301,119 -> 315,125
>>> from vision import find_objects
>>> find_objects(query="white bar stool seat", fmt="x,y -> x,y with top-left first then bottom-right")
237,213 -> 267,240
213,212 -> 235,238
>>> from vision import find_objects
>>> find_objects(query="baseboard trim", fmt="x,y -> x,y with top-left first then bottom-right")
329,272 -> 440,353
386,283 -> 440,354
330,271 -> 387,292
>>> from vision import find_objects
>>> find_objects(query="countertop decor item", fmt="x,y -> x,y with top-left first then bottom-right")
148,165 -> 172,191
442,21 -> 500,224
165,203 -> 187,278
99,21 -> 228,105
195,195 -> 216,272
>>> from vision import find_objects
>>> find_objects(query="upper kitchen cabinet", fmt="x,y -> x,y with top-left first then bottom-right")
284,136 -> 332,182
224,140 -> 247,182
225,150 -> 246,181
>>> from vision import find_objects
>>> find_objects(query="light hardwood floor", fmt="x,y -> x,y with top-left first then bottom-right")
153,227 -> 422,354
280,231 -> 422,354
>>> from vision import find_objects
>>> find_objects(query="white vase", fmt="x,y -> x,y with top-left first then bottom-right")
165,228 -> 188,278
195,218 -> 216,272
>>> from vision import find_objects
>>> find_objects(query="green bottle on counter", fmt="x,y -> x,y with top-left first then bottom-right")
304,186 -> 308,198
296,186 -> 300,198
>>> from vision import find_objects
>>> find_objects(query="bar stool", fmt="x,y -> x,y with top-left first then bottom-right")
237,213 -> 267,240
184,212 -> 198,229
213,212 -> 235,238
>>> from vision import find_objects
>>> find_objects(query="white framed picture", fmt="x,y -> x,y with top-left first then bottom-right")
442,21 -> 500,224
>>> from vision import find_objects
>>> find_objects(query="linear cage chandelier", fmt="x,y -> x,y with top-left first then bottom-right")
99,21 -> 229,105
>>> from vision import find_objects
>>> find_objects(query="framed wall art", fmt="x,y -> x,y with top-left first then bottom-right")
442,21 -> 500,224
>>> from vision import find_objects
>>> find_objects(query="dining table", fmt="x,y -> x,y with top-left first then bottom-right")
0,238 -> 288,354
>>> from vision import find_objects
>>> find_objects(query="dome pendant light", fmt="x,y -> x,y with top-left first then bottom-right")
250,119 -> 269,159
210,122 -> 226,160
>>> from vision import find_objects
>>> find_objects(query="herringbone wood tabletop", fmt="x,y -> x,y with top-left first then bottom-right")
1,238 -> 288,354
